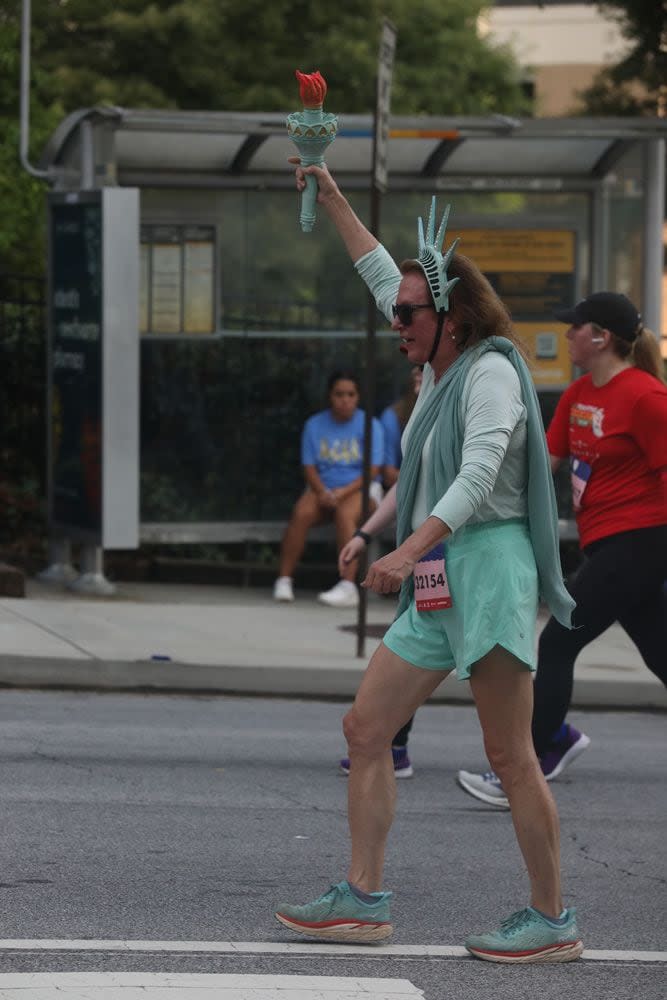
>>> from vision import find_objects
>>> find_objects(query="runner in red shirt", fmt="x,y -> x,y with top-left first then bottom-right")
458,291 -> 667,808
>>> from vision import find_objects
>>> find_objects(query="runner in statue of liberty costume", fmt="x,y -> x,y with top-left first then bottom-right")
275,162 -> 583,964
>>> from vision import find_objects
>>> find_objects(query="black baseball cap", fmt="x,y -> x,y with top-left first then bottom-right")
554,292 -> 642,343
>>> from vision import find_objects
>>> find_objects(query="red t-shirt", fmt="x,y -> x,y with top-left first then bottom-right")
547,367 -> 667,548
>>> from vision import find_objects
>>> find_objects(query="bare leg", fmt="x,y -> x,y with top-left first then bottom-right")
334,491 -> 370,583
278,490 -> 325,578
469,646 -> 562,918
343,643 -> 450,891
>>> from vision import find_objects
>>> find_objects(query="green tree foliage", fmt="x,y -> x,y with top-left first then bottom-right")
1,0 -> 528,273
24,0 -> 528,115
578,1 -> 666,115
0,5 -> 61,273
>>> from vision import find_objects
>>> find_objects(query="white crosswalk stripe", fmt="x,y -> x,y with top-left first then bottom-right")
0,940 -> 665,963
0,971 -> 424,999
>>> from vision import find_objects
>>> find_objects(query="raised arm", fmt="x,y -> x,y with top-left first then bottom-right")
291,159 -> 378,263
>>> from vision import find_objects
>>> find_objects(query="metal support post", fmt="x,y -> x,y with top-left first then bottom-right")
642,139 -> 665,333
590,181 -> 610,292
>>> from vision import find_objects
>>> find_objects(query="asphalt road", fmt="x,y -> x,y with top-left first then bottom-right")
0,690 -> 664,999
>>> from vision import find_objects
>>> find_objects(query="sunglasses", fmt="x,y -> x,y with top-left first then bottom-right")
391,303 -> 434,327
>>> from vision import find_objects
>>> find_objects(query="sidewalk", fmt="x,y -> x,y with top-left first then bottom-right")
0,579 -> 664,710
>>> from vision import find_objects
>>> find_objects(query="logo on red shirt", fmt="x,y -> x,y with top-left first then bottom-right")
570,403 -> 604,438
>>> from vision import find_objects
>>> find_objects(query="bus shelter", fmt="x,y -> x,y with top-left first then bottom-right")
40,110 -> 665,553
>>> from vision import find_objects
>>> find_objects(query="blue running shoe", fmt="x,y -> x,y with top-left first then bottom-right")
539,725 -> 591,780
275,880 -> 393,943
465,906 -> 583,964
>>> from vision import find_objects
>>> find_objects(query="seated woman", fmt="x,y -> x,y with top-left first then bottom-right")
273,370 -> 384,608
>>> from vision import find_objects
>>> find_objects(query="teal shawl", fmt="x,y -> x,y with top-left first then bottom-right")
395,337 -> 575,627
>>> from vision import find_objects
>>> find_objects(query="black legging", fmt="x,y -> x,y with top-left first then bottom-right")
392,715 -> 413,748
532,524 -> 667,755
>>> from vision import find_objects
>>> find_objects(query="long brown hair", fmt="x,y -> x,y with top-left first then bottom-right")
400,254 -> 529,361
392,369 -> 420,429
594,324 -> 666,384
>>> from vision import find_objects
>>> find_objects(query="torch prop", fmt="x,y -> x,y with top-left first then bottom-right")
286,70 -> 338,232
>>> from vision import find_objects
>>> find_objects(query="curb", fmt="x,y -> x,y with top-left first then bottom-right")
0,657 -> 665,710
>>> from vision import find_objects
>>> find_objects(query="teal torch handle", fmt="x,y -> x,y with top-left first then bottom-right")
300,170 -> 320,233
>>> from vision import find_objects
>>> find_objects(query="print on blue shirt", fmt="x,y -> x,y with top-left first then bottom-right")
301,410 -> 384,490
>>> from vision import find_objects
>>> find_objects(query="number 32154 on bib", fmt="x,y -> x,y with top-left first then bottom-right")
414,543 -> 452,611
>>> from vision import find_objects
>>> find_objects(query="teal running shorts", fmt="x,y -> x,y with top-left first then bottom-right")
383,519 -> 538,680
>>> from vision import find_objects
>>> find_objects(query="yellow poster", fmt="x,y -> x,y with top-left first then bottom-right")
514,321 -> 571,388
184,240 -> 214,334
454,229 -> 575,273
452,229 -> 576,388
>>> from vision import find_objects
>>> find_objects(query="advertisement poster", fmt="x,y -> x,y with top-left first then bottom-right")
140,225 -> 215,335
454,229 -> 576,388
50,196 -> 103,537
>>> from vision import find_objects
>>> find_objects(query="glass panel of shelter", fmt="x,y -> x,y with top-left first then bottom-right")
138,187 -> 590,525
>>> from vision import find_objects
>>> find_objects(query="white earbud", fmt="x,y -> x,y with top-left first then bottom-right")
591,337 -> 604,343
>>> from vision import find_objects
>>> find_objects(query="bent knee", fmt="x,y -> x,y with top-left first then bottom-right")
343,707 -> 389,756
484,739 -> 536,787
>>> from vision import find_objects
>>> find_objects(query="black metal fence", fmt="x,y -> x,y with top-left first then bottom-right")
0,273 -> 577,552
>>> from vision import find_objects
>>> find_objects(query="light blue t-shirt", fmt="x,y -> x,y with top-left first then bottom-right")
380,406 -> 402,469
301,409 -> 384,489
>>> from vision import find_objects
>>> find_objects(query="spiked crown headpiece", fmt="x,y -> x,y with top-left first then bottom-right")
416,198 -> 460,313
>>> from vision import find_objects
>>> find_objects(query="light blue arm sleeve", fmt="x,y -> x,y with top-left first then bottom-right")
430,357 -> 525,532
355,245 -> 401,322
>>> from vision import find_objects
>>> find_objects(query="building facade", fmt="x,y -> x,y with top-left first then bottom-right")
479,1 -> 630,116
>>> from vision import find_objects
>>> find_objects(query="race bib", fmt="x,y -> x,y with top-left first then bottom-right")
414,543 -> 452,611
570,456 -> 592,512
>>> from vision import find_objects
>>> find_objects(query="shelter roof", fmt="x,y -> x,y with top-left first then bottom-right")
40,108 -> 666,190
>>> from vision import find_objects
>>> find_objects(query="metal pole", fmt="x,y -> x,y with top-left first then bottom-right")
356,186 -> 381,659
20,0 -> 73,586
355,19 -> 396,659
80,120 -> 95,189
590,181 -> 610,293
20,0 -> 49,179
642,138 -> 665,334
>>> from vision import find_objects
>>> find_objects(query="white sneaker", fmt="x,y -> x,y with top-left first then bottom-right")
456,769 -> 510,809
317,580 -> 359,608
273,577 -> 294,602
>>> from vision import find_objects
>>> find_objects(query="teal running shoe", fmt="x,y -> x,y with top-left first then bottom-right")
275,880 -> 393,943
465,906 -> 583,964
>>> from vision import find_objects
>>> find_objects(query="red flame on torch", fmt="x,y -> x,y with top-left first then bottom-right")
296,70 -> 327,109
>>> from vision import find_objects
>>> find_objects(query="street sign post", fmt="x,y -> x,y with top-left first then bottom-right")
374,20 -> 397,193
357,19 -> 397,659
